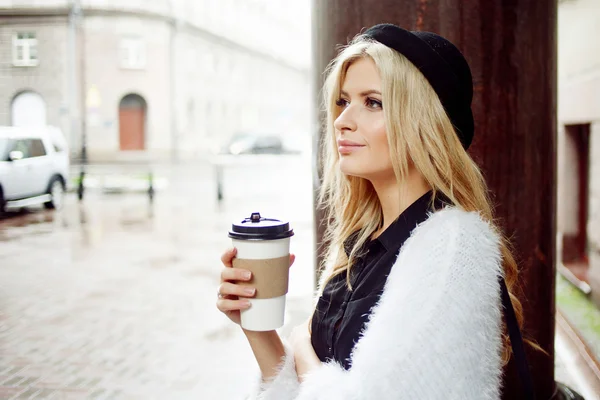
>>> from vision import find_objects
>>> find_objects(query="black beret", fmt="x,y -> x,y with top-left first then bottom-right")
363,23 -> 474,150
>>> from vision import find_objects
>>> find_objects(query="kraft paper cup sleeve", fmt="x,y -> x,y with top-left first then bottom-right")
232,255 -> 290,299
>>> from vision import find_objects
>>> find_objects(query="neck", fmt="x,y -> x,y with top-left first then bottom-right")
370,170 -> 431,237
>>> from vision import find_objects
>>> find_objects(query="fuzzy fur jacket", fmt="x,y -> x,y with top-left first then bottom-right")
249,207 -> 504,400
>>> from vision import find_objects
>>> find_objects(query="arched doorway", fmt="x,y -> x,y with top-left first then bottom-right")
11,91 -> 47,127
118,93 -> 146,150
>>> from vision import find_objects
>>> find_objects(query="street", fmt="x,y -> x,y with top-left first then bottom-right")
0,156 -> 316,400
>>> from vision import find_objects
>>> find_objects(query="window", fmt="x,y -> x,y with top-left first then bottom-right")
13,32 -> 39,67
205,52 -> 215,74
28,139 -> 47,157
187,99 -> 195,131
206,102 -> 213,137
11,140 -> 31,159
119,37 -> 146,69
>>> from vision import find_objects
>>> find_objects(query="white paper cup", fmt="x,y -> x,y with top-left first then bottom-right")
232,237 -> 290,331
228,213 -> 294,332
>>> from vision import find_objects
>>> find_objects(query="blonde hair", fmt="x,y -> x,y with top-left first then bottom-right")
313,34 -> 532,365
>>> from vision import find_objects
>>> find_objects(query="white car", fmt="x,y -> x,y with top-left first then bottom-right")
0,126 -> 70,213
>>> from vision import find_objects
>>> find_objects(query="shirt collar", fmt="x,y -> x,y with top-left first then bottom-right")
375,190 -> 442,251
343,190 -> 449,256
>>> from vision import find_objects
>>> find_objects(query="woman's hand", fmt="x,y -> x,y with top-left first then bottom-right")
216,248 -> 297,381
215,247 -> 255,325
290,318 -> 321,382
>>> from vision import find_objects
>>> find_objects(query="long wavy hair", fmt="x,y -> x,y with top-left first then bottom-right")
312,33 -> 532,365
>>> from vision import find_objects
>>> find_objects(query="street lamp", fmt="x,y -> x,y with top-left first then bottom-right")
70,0 -> 86,200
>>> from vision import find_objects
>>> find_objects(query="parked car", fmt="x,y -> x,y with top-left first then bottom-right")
0,126 -> 70,214
221,133 -> 285,155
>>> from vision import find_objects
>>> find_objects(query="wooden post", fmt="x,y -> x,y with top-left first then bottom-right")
312,1 -> 557,398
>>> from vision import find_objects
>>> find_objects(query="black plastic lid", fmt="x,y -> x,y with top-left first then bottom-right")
228,212 -> 294,241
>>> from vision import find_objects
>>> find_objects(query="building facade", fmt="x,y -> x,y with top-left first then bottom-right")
0,0 -> 311,161
557,0 -> 600,304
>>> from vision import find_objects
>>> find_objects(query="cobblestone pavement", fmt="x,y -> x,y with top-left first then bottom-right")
0,156 -> 595,399
0,157 -> 315,400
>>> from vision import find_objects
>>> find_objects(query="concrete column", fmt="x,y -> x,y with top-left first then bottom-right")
312,1 -> 557,398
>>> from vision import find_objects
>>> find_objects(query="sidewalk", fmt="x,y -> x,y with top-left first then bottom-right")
0,156 -> 315,399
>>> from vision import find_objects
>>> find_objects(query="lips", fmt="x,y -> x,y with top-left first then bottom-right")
337,139 -> 365,154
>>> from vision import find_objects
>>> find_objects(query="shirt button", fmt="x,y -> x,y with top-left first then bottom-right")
328,346 -> 332,354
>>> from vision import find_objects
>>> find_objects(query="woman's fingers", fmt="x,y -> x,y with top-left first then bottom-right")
216,249 -> 297,325
220,247 -> 237,268
221,267 -> 252,282
218,281 -> 256,298
216,298 -> 252,312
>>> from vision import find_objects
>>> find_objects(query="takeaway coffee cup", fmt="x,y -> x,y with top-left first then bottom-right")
228,212 -> 294,331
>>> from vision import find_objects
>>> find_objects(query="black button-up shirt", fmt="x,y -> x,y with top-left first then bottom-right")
310,191 -> 447,370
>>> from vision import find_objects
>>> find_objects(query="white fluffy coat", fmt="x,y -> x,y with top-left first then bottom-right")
249,207 -> 504,400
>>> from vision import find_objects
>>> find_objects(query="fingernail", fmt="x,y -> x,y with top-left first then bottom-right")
243,300 -> 252,308
244,288 -> 255,296
243,271 -> 251,279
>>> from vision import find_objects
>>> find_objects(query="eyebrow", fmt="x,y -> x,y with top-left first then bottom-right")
340,89 -> 382,97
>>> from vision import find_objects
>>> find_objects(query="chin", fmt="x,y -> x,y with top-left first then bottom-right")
339,159 -> 368,178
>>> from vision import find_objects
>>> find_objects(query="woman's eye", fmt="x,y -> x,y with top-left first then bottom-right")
335,98 -> 349,108
366,98 -> 383,109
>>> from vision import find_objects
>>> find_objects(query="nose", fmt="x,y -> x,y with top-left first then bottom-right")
333,105 -> 357,134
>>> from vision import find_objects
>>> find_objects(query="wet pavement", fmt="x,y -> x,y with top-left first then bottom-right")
0,155 -> 597,399
0,157 -> 315,400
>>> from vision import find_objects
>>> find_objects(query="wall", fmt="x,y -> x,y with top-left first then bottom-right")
0,15 -> 71,140
558,0 -> 600,303
82,14 -> 172,161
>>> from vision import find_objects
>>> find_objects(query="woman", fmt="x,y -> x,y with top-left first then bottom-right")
216,23 -> 526,399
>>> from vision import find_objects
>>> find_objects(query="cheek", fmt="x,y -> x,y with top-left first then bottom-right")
371,122 -> 388,152
366,118 -> 390,165
361,110 -> 387,148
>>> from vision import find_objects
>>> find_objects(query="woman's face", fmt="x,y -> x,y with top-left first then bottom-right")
334,57 -> 393,181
